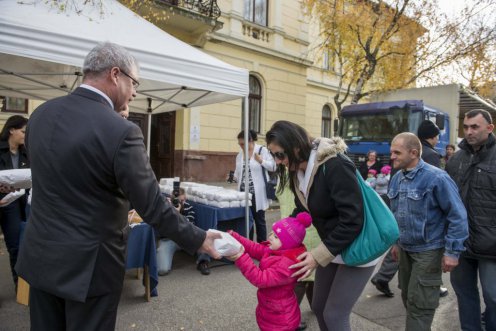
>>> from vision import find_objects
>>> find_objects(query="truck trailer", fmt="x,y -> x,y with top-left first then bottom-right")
338,100 -> 449,165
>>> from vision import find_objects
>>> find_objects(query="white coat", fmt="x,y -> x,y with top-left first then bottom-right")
235,143 -> 276,212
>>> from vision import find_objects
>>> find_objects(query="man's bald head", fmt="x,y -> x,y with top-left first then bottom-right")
390,132 -> 422,170
392,132 -> 422,157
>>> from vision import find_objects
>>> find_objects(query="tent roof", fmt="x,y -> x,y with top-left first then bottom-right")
0,0 -> 248,113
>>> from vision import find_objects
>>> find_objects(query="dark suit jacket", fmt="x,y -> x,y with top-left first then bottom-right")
16,87 -> 206,302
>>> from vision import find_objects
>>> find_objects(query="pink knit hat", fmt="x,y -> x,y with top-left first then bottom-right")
381,165 -> 392,175
272,212 -> 312,249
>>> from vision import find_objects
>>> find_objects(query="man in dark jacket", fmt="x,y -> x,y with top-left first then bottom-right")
15,42 -> 221,330
417,120 -> 441,168
446,109 -> 496,331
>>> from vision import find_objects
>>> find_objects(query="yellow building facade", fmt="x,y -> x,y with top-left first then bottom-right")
150,0 -> 341,182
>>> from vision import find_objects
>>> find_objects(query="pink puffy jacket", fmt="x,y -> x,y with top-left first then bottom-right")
230,231 -> 306,331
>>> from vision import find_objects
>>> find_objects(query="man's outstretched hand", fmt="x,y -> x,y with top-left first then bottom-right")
198,230 -> 222,260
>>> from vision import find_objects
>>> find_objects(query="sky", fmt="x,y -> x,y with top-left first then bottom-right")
438,0 -> 466,16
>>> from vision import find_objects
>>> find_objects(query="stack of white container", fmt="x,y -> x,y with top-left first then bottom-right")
159,178 -> 251,208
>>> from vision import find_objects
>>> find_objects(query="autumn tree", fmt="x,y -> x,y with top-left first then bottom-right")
452,37 -> 496,100
304,0 -> 496,114
41,0 -> 172,22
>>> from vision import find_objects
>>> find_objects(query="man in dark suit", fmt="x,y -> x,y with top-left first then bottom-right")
15,42 -> 221,330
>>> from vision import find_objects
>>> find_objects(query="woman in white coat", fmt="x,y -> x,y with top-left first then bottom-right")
234,130 -> 276,242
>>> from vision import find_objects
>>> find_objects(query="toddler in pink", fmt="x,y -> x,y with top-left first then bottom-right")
227,212 -> 312,331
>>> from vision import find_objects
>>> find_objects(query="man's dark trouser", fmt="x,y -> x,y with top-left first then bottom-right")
29,286 -> 121,331
248,195 -> 267,242
451,254 -> 496,331
371,248 -> 399,284
398,248 -> 443,331
371,195 -> 399,285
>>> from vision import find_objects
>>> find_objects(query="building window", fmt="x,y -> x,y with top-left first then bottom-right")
322,50 -> 330,70
322,49 -> 336,72
244,0 -> 268,26
0,96 -> 28,114
322,105 -> 332,137
244,75 -> 262,133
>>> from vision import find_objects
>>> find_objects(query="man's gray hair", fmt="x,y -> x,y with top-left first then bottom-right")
83,42 -> 138,76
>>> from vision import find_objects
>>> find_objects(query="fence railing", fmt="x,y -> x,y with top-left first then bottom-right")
156,0 -> 221,20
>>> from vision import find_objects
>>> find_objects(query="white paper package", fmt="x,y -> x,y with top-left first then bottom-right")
210,229 -> 242,257
0,169 -> 32,189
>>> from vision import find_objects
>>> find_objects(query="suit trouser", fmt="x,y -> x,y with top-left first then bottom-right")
398,248 -> 443,331
29,286 -> 121,331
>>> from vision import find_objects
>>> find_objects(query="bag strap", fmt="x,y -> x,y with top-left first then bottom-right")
258,145 -> 269,183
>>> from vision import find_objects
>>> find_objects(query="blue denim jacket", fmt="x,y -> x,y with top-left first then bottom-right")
388,159 -> 468,258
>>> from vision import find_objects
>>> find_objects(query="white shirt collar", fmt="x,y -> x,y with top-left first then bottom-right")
297,149 -> 317,202
80,84 -> 114,109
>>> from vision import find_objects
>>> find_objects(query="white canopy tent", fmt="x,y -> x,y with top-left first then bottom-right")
0,0 -> 248,111
0,0 -> 253,235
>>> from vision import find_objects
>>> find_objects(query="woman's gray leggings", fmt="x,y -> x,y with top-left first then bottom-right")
312,263 -> 375,331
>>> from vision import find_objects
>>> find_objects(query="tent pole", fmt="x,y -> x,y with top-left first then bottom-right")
243,96 -> 250,238
147,98 -> 152,157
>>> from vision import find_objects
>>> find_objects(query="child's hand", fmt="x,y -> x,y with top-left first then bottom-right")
226,245 -> 245,261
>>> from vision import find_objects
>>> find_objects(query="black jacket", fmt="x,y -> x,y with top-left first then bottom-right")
16,87 -> 206,302
293,137 -> 364,265
0,140 -> 30,218
446,134 -> 496,260
420,140 -> 441,168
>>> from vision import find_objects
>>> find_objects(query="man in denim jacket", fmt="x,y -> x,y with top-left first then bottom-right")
388,132 -> 468,331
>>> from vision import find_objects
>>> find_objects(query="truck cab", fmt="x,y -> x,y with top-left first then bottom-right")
338,100 -> 450,166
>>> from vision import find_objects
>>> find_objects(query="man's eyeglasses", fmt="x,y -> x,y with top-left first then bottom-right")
120,69 -> 140,89
270,151 -> 286,160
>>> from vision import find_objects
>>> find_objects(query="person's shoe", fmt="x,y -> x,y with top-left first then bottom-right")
439,287 -> 448,297
296,321 -> 307,331
197,262 -> 211,275
371,279 -> 394,297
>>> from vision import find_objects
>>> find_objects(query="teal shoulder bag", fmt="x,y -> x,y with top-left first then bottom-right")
340,169 -> 399,266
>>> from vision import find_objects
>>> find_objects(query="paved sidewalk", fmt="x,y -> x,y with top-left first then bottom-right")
0,208 -> 461,330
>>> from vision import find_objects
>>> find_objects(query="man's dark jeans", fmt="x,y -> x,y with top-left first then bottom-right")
451,255 -> 496,331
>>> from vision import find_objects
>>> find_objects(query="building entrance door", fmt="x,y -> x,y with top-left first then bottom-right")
150,112 -> 176,180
